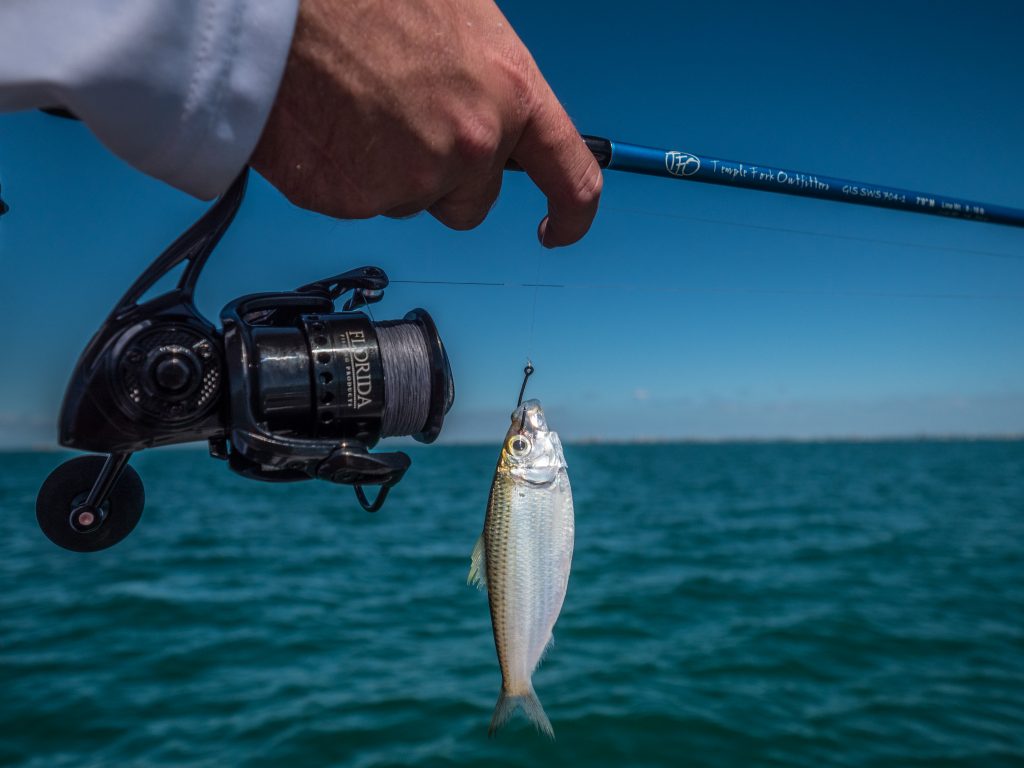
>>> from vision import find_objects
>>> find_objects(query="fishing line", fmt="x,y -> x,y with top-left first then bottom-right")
365,299 -> 439,439
602,206 -> 1024,263
376,320 -> 433,437
392,279 -> 564,288
389,200 -> 1023,304
526,244 -> 544,357
391,279 -> 1024,302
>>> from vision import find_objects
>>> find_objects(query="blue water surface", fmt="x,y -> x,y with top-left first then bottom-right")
1,442 -> 1023,767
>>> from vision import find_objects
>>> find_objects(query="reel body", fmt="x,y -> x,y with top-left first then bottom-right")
37,170 -> 454,551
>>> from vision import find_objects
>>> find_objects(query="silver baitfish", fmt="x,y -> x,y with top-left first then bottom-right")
468,399 -> 574,738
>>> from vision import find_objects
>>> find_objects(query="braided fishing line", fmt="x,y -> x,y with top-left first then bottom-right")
391,279 -> 1024,302
391,200 -> 1022,300
526,246 -> 543,357
602,205 -> 1024,263
376,320 -> 433,437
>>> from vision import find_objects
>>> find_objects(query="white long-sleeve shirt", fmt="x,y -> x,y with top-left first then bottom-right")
0,0 -> 299,199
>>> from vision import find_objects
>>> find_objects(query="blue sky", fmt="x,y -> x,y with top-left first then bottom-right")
1,0 -> 1023,446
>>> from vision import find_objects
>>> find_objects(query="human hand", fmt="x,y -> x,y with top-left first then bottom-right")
251,0 -> 602,247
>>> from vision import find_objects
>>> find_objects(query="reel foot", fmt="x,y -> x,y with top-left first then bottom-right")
36,456 -> 145,552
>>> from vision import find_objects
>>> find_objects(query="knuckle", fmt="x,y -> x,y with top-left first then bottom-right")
453,114 -> 502,166
501,43 -> 538,110
434,203 -> 489,231
564,162 -> 603,210
404,167 -> 442,203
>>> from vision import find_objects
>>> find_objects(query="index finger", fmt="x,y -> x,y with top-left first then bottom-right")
511,92 -> 603,248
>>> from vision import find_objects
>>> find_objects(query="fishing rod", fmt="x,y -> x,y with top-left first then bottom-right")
22,120 -> 1023,555
512,135 -> 1024,230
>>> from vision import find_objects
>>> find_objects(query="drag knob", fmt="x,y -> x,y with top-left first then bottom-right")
115,326 -> 222,425
144,345 -> 201,400
155,355 -> 192,392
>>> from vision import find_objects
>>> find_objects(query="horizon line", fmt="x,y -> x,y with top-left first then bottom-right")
2,432 -> 1022,453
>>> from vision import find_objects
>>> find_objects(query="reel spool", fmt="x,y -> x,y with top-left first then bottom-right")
36,169 -> 454,552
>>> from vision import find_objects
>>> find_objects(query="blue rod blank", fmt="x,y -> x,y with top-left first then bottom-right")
594,137 -> 1024,230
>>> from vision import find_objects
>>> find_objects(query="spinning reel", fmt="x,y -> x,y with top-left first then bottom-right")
35,169 -> 454,552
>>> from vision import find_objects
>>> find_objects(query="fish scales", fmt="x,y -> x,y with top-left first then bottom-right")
469,399 -> 574,738
486,471 -> 571,684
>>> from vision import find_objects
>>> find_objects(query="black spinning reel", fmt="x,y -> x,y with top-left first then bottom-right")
35,169 -> 454,552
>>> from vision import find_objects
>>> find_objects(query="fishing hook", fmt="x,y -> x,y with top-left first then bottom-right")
517,360 -> 534,407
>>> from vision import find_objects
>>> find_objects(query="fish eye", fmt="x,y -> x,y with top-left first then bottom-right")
507,435 -> 532,457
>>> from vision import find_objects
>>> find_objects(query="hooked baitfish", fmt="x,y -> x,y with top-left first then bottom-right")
468,399 -> 574,738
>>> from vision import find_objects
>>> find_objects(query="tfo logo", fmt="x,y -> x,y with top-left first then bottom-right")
665,151 -> 701,177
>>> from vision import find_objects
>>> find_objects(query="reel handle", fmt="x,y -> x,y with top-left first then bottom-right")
317,445 -> 411,512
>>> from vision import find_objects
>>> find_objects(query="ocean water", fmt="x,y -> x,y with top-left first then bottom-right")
1,441 -> 1023,767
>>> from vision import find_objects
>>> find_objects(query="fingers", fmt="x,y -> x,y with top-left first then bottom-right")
383,202 -> 430,219
511,91 -> 603,248
428,171 -> 504,230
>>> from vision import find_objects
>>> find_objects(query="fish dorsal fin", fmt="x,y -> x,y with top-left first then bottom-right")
468,533 -> 487,590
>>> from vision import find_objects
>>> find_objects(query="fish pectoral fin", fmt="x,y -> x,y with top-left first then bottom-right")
467,533 -> 487,590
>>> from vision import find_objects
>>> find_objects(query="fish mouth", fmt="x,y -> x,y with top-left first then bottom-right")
511,399 -> 547,433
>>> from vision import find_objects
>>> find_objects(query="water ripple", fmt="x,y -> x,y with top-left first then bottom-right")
1,442 -> 1022,766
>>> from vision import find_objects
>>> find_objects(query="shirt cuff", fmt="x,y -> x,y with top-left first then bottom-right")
0,0 -> 300,200
151,0 -> 300,198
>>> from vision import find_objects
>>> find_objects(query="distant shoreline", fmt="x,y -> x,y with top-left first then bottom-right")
4,434 -> 1022,453
563,434 -> 1024,446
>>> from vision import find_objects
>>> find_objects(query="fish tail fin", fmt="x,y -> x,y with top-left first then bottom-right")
488,685 -> 554,740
